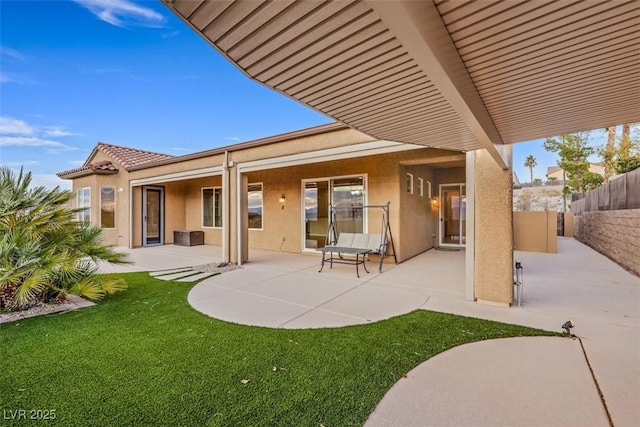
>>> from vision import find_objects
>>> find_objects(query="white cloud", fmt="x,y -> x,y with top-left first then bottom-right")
2,160 -> 40,168
0,117 -> 35,136
31,173 -> 72,191
0,116 -> 81,150
224,136 -> 241,142
73,0 -> 166,28
44,126 -> 81,137
162,30 -> 180,39
0,46 -> 26,61
0,136 -> 75,152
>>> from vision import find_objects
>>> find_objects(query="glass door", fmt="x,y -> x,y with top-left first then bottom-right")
304,181 -> 329,249
440,184 -> 466,247
303,176 -> 365,250
143,187 -> 164,246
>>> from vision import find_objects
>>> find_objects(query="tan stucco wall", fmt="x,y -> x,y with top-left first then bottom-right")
230,128 -> 375,164
129,154 -> 225,181
237,148 -> 449,262
70,170 -> 131,247
164,181 -> 187,243
564,212 -> 574,237
400,164 -> 437,259
473,148 -> 514,305
513,211 -> 557,253
184,177 -> 224,245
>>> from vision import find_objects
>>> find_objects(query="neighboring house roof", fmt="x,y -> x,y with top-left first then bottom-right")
546,163 -> 604,178
547,166 -> 562,176
57,142 -> 174,179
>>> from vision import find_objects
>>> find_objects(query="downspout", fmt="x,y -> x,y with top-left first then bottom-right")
222,151 -> 230,264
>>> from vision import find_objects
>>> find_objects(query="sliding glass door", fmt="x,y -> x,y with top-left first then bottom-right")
303,176 -> 365,250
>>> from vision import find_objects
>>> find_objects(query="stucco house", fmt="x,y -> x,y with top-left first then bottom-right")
58,122 -> 512,305
59,0 -> 638,308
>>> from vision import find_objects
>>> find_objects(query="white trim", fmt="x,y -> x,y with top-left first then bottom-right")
301,174 -> 368,253
77,187 -> 91,224
222,151 -> 230,263
99,186 -> 116,229
426,181 -> 432,198
247,182 -> 263,231
129,183 -> 133,249
238,140 -> 423,173
406,173 -> 414,194
418,177 -> 424,196
439,183 -> 466,248
236,167 -> 242,266
201,187 -> 223,229
130,166 -> 223,186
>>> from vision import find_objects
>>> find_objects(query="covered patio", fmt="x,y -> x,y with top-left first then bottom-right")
98,244 -> 466,328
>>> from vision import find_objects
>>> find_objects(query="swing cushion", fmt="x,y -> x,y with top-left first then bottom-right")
330,233 -> 384,254
335,232 -> 355,247
365,234 -> 384,253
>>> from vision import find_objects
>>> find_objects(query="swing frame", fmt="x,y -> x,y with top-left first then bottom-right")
322,201 -> 397,273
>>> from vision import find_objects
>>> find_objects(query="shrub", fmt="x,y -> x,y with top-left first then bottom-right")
0,167 -> 128,311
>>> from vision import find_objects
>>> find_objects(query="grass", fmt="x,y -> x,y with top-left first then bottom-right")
1,273 -> 555,426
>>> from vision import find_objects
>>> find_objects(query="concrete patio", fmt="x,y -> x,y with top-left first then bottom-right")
100,238 -> 639,426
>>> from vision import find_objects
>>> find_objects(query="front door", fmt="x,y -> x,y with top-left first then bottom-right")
439,184 -> 466,247
143,187 -> 164,246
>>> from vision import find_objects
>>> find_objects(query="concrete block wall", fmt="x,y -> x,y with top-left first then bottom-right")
574,209 -> 640,276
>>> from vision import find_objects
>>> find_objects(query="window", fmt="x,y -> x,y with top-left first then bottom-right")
77,187 -> 91,224
100,187 -> 115,228
406,173 -> 413,194
304,175 -> 365,249
426,181 -> 432,198
418,178 -> 424,196
248,183 -> 263,229
202,187 -> 222,228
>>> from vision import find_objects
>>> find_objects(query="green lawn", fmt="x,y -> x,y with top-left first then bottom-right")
1,273 -> 554,426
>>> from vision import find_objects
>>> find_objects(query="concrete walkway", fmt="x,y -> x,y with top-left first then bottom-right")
101,239 -> 639,426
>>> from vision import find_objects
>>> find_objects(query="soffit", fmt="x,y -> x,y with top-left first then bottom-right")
163,0 -> 639,153
435,0 -> 640,143
164,0 -> 482,153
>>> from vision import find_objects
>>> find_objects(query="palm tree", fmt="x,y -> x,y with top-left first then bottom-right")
603,126 -> 616,182
0,167 -> 128,311
524,155 -> 537,183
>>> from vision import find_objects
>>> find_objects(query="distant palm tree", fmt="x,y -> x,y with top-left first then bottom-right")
524,155 -> 537,183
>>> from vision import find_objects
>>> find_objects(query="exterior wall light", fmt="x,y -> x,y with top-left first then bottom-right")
431,196 -> 438,208
279,194 -> 286,209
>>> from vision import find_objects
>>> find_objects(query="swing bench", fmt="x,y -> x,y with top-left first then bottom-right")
318,202 -> 397,278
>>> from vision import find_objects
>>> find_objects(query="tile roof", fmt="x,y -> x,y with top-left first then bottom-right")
56,160 -> 118,178
95,142 -> 174,170
57,142 -> 174,179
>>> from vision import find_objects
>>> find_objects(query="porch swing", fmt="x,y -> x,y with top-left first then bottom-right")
319,202 -> 397,277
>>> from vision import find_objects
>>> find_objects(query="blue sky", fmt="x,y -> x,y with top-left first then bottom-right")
0,0 -> 611,190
